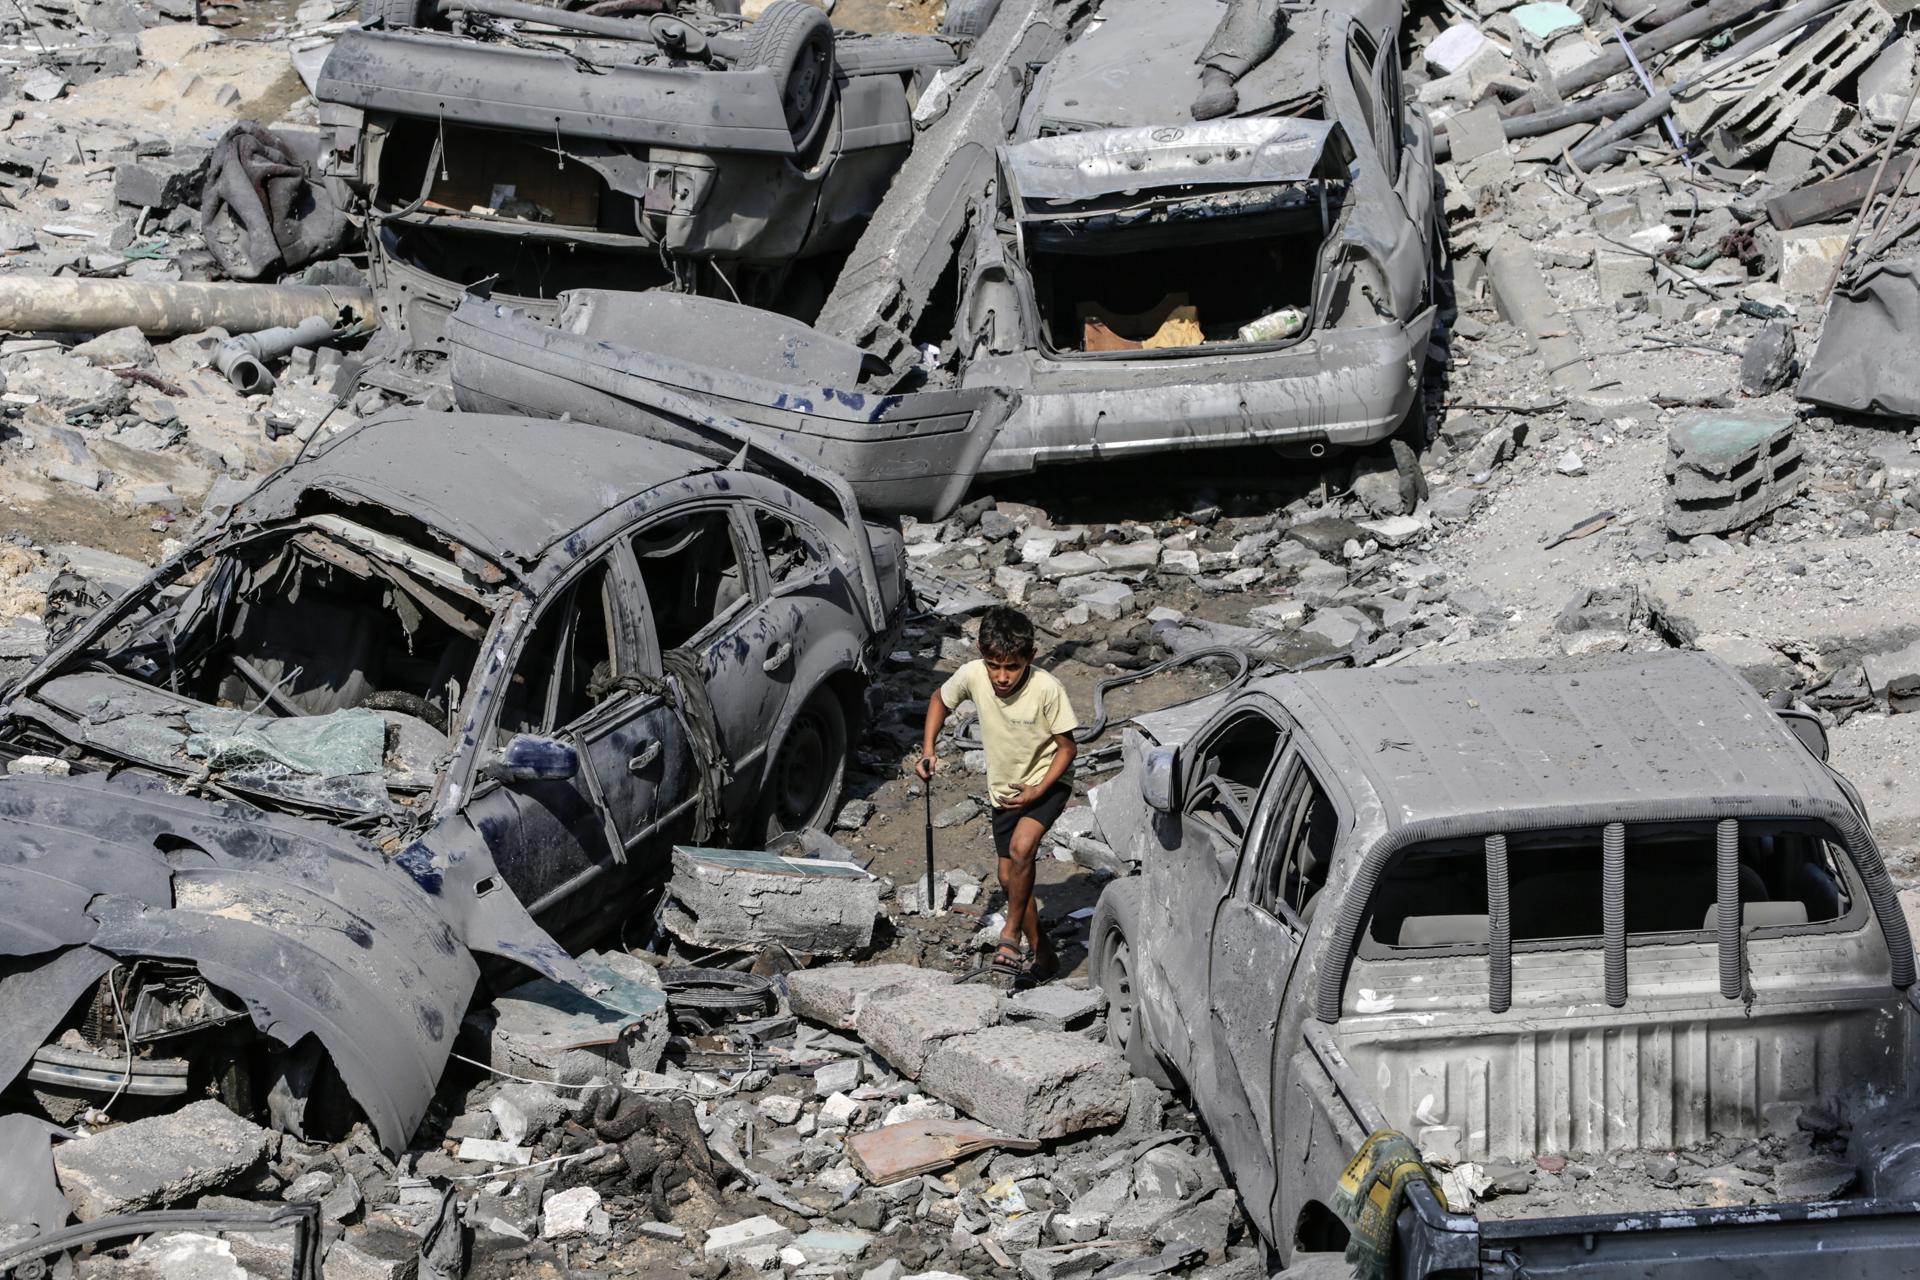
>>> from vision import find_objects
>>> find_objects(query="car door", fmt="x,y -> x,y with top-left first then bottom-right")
1205,745 -> 1341,1233
1145,703 -> 1289,1082
462,552 -> 682,937
628,500 -> 796,819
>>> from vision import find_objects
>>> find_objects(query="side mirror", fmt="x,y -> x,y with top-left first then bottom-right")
484,734 -> 579,782
1774,708 -> 1829,762
1142,745 -> 1180,814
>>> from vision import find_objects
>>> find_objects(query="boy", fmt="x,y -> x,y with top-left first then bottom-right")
915,606 -> 1077,983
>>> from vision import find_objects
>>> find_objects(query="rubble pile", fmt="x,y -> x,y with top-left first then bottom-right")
8,0 -> 1920,1274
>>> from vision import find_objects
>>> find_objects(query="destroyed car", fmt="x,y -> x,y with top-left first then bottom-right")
1088,651 -> 1920,1276
0,409 -> 906,1154
437,0 -> 1440,517
313,0 -> 962,348
957,0 -> 1441,476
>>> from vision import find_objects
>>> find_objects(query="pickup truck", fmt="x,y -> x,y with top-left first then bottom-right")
1087,651 -> 1920,1278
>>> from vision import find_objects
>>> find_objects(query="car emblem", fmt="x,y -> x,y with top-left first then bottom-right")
1150,127 -> 1184,143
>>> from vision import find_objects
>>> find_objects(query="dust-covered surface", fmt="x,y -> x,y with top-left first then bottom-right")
5,0 -> 1920,1274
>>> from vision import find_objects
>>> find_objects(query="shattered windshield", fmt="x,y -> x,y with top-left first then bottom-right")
16,514 -> 496,815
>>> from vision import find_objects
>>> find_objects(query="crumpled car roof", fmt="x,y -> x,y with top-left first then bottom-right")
0,772 -> 479,1152
236,410 -> 718,568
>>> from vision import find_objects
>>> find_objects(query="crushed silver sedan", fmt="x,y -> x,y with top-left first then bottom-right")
0,410 -> 905,1152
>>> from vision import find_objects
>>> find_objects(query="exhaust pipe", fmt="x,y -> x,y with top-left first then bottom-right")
214,314 -> 366,395
1308,442 -> 1327,458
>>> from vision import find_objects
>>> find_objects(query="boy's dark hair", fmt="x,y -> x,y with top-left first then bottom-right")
978,606 -> 1036,659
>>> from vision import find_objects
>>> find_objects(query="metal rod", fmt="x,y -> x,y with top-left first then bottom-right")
1603,821 -> 1627,1007
1486,834 -> 1512,1014
1716,818 -> 1743,1001
1820,52 -> 1920,305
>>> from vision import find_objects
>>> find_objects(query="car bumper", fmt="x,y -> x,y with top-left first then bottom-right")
969,308 -> 1436,474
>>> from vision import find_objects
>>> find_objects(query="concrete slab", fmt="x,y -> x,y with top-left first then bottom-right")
53,1099 -> 272,1220
918,1026 -> 1129,1140
787,963 -> 956,1030
860,984 -> 1006,1078
662,844 -> 882,954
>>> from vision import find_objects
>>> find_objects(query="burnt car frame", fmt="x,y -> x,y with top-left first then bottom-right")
0,409 -> 905,1152
314,0 -> 964,349
957,0 -> 1441,478
1085,652 -> 1920,1276
437,0 -> 1441,518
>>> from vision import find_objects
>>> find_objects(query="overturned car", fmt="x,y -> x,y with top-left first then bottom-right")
0,410 -> 905,1153
441,0 -> 1440,517
312,0 -> 965,347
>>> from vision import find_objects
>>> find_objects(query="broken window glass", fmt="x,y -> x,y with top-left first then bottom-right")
1368,823 -> 1854,948
632,510 -> 747,653
498,560 -> 617,741
755,508 -> 828,587
1185,712 -> 1285,854
1253,759 -> 1335,926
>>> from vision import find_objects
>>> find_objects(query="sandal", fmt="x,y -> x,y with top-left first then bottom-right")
1027,949 -> 1060,985
957,940 -> 1027,985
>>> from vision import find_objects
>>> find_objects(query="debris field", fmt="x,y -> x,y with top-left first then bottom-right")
3,0 -> 1920,1276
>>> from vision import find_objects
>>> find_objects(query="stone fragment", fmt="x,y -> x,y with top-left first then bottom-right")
704,1215 -> 794,1259
918,1026 -> 1129,1140
72,326 -> 156,368
1739,321 -> 1796,396
8,352 -> 132,415
787,963 -> 956,1030
1779,227 -> 1849,296
324,1222 -> 423,1280
861,984 -> 1005,1078
53,1100 -> 272,1220
113,149 -> 211,212
490,1083 -> 567,1145
1775,1156 -> 1856,1199
542,1185 -> 610,1239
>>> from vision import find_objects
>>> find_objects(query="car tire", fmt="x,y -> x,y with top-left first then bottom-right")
360,0 -> 434,27
742,0 -> 837,154
757,684 -> 848,842
1092,878 -> 1174,1090
939,0 -> 1002,40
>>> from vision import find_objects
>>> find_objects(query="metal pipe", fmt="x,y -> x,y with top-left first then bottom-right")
1717,818 -> 1743,1000
0,279 -> 378,339
1486,833 -> 1512,1014
1603,821 -> 1627,1006
1504,0 -> 1777,118
1433,91 -> 1644,162
214,314 -> 345,395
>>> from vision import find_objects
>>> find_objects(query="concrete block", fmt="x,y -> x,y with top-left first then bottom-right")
542,1186 -> 610,1239
1427,21 -> 1490,75
1664,413 -> 1805,535
1091,541 -> 1161,572
1779,227 -> 1850,296
1038,551 -> 1105,580
1594,250 -> 1653,302
787,963 -> 955,1030
478,948 -> 669,1085
1446,103 -> 1507,163
113,148 -> 209,211
490,1083 -> 567,1145
1077,581 -> 1136,622
325,1222 -> 423,1280
1005,984 -> 1101,1031
860,984 -> 1005,1078
918,1026 -> 1130,1140
661,844 -> 881,954
53,1100 -> 272,1220
704,1215 -> 794,1259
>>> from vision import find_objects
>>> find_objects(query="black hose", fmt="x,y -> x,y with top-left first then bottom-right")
1485,834 -> 1511,1015
1603,821 -> 1627,1007
1717,818 -> 1743,1000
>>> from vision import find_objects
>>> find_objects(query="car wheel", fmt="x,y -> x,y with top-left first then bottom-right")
742,0 -> 837,155
939,0 -> 1002,40
1092,879 -> 1174,1089
360,0 -> 434,28
758,684 -> 848,841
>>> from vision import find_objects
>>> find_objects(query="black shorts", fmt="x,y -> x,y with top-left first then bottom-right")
991,782 -> 1072,859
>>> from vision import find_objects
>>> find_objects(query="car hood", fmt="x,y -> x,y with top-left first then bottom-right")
0,772 -> 557,1152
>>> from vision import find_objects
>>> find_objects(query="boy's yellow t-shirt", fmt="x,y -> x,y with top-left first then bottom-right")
939,660 -> 1079,806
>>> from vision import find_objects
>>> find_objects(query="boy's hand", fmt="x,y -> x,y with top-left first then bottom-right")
913,754 -> 938,781
1000,782 -> 1045,809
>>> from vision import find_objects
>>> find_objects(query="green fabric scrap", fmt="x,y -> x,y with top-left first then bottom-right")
1331,1129 -> 1446,1280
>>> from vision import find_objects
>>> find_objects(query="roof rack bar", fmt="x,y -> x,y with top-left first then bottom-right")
1604,821 -> 1628,1007
1486,833 -> 1511,1014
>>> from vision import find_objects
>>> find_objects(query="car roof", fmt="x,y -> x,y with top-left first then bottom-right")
237,410 -> 723,569
1250,651 -> 1840,830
